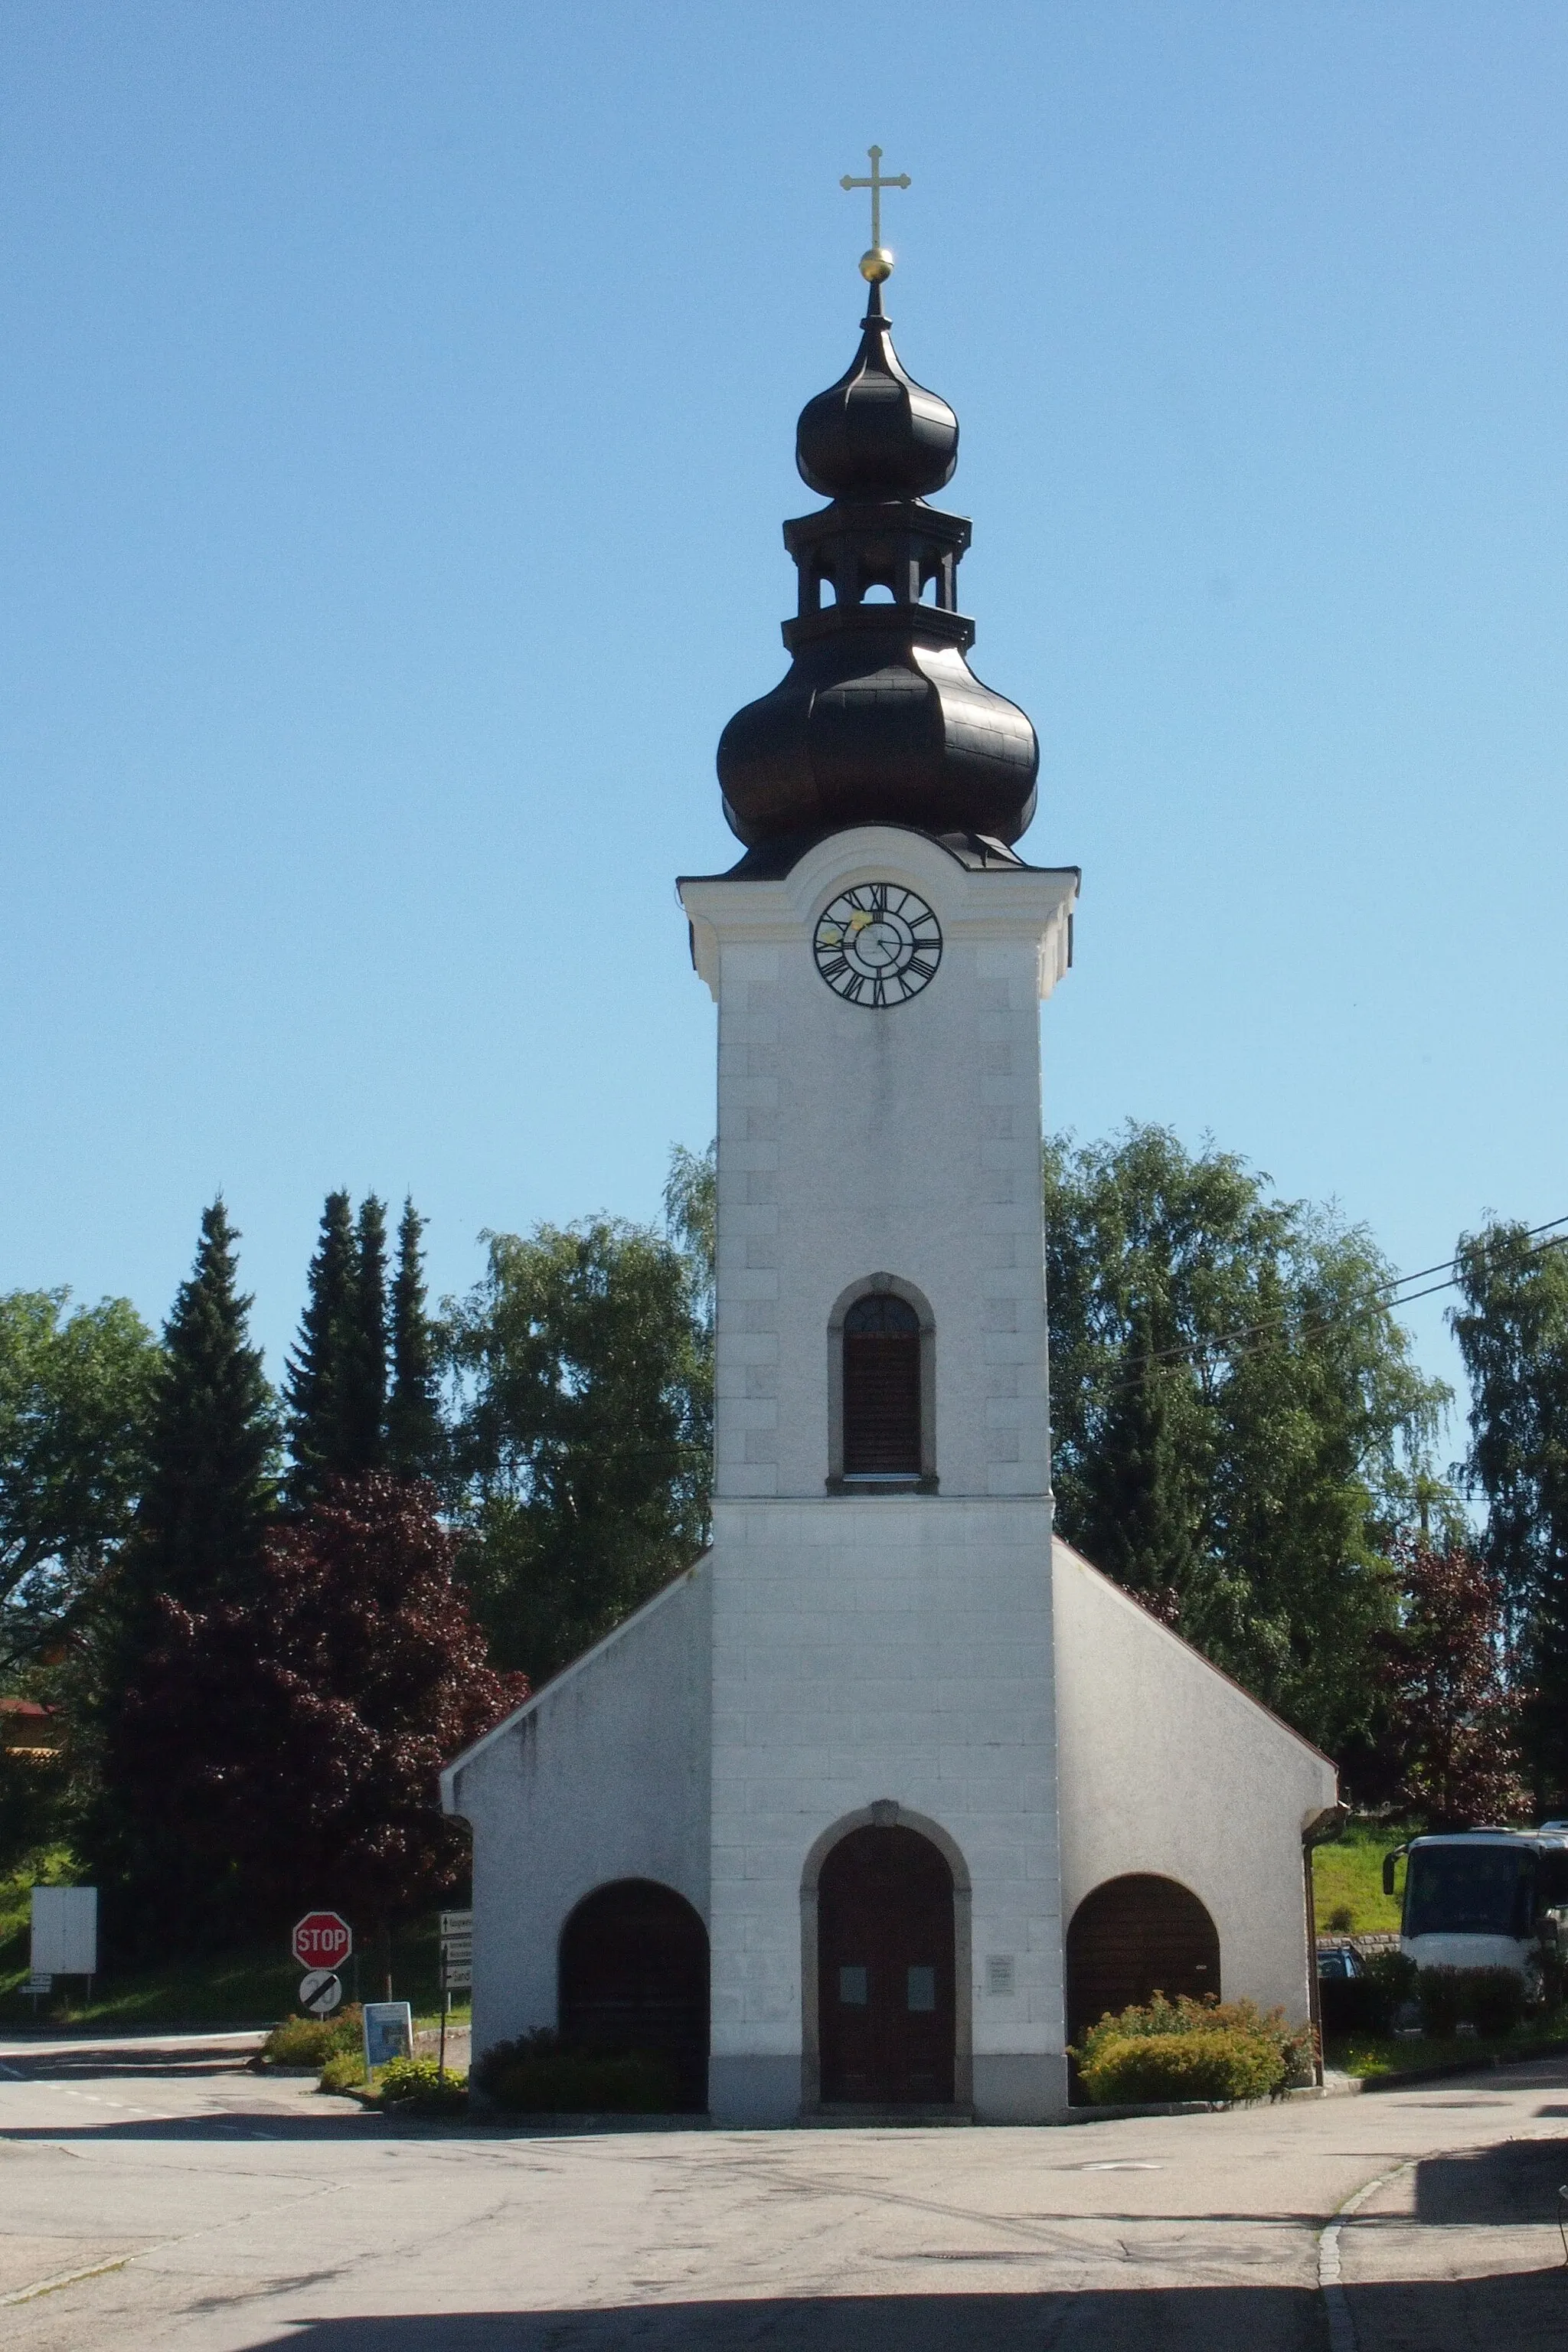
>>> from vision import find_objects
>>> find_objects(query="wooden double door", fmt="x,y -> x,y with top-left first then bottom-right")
818,1825 -> 956,2105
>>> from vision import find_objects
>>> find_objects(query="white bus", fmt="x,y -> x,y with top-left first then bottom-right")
1383,1828 -> 1568,1977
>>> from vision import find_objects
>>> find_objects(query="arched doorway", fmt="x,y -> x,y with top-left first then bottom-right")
818,1825 -> 956,2104
1066,1873 -> 1220,2051
558,1880 -> 710,2112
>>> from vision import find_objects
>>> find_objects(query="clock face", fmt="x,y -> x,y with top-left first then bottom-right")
812,884 -> 942,1007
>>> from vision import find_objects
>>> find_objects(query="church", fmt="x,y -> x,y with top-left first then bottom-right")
442,214 -> 1338,2124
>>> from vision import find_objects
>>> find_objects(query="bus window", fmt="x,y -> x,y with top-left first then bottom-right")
1404,1845 -> 1532,1940
1536,1849 -> 1568,1912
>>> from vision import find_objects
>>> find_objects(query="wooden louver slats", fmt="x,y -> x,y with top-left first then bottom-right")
843,1295 -> 921,1476
1064,1873 -> 1221,2047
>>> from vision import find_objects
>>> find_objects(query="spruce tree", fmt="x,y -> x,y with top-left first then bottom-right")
284,1190 -> 354,1509
387,1197 -> 444,1479
122,1198 -> 276,1619
339,1194 -> 389,1475
92,1197 -> 276,1948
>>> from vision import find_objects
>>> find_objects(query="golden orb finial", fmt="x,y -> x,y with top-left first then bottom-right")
859,247 -> 894,283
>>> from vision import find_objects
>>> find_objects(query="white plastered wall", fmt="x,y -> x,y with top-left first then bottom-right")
1051,1538 -> 1338,2027
681,826 -> 1077,1508
440,1563 -> 712,2065
706,1492 -> 1063,2121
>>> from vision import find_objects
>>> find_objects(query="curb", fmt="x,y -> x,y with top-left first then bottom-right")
1318,2159 -> 1414,2352
1059,2076 -> 1361,2124
1352,2035 -> 1568,2093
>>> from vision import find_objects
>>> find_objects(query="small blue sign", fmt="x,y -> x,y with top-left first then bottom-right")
363,2000 -> 413,2071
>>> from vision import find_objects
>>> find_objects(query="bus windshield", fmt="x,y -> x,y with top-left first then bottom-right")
1403,1844 -> 1532,1940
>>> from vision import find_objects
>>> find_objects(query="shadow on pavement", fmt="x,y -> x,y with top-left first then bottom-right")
1413,2132 -> 1568,2224
256,2292 -> 1322,2350
244,2274 -> 1568,2352
1345,2269 -> 1566,2349
0,2110 -> 380,2142
0,2110 -> 719,2144
4,2056 -> 257,2080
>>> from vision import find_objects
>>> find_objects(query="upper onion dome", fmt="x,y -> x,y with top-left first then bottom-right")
795,282 -> 959,500
715,277 -> 1040,850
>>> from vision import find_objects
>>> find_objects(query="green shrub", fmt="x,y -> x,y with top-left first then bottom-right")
318,2047 -> 368,2094
1415,1967 -> 1464,2037
1464,1967 -> 1527,2037
1073,1992 -> 1310,2083
471,2026 -> 557,2094
1535,1939 -> 1568,2015
474,2030 -> 678,2114
371,2056 -> 468,2116
1413,1964 -> 1527,2039
1078,2028 -> 1285,2105
1367,1949 -> 1418,2006
1319,1972 -> 1377,2039
1320,1950 -> 1417,2040
260,2007 -> 362,2070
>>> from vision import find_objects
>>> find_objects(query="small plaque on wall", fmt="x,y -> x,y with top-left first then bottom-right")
986,1955 -> 1016,1996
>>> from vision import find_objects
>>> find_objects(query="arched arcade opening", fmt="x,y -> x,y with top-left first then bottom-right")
1065,1872 -> 1220,2053
558,1879 -> 710,2112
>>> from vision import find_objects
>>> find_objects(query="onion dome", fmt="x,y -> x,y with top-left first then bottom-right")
795,281 -> 958,500
717,282 -> 1038,849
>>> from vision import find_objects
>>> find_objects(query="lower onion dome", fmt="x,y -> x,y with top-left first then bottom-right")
718,627 -> 1037,848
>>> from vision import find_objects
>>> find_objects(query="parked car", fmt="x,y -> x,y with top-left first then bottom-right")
1315,1939 -> 1409,2037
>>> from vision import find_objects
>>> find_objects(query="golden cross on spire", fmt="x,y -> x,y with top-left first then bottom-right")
840,145 -> 910,282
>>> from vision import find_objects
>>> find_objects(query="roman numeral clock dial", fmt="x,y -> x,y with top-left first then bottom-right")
812,884 -> 942,1007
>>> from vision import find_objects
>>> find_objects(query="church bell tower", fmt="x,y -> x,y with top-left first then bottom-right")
679,234 -> 1080,2123
446,192 -> 1335,2129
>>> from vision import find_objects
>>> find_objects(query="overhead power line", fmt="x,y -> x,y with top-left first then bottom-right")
1097,1214 -> 1568,1388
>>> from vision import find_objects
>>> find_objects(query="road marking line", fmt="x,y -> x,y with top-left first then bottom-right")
1318,2161 -> 1414,2352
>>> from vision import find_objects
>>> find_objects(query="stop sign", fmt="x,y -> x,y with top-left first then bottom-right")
292,1911 -> 351,1970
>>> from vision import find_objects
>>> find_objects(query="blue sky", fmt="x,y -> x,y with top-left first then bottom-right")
4,2 -> 1566,1445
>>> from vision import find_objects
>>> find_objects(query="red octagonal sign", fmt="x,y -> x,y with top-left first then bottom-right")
292,1911 -> 352,1970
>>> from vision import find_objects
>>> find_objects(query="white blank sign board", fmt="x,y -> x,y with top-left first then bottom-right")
31,1886 -> 97,1975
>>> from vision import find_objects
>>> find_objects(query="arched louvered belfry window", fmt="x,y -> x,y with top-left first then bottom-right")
842,1293 -> 922,1479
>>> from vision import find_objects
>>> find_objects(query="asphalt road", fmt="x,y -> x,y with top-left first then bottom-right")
2,2032 -> 1565,2350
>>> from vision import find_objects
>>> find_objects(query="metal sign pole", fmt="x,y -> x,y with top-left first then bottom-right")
436,1909 -> 472,2082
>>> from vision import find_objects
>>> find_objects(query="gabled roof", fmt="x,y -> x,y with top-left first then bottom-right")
438,1557 -> 709,1808
1053,1534 -> 1338,1773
